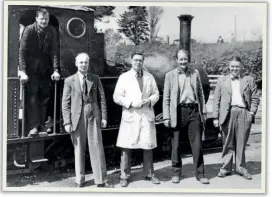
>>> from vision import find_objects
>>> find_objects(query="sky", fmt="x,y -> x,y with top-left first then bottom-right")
95,4 -> 265,43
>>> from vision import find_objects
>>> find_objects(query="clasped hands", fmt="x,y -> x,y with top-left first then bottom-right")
131,99 -> 151,108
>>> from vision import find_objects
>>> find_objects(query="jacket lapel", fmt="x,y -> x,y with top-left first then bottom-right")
174,68 -> 180,101
240,75 -> 249,94
86,75 -> 93,95
142,71 -> 148,94
74,74 -> 82,95
223,75 -> 232,96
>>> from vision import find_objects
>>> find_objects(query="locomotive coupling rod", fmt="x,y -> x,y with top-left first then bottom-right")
53,80 -> 57,135
21,82 -> 26,138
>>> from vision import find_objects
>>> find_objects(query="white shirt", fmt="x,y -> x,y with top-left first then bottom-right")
77,72 -> 87,92
231,77 -> 246,108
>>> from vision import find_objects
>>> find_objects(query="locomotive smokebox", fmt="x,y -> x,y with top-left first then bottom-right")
178,14 -> 194,62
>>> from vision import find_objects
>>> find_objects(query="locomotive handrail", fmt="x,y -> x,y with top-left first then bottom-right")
13,151 -> 26,168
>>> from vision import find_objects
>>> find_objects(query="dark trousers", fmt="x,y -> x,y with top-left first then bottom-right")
220,107 -> 252,174
120,148 -> 154,179
26,72 -> 51,130
171,105 -> 205,179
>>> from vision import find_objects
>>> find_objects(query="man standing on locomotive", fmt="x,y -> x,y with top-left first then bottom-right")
19,8 -> 60,136
62,53 -> 112,188
113,52 -> 161,187
163,49 -> 210,184
213,56 -> 260,180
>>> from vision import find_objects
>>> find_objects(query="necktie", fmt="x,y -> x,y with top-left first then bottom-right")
136,70 -> 143,77
82,75 -> 88,102
136,70 -> 143,92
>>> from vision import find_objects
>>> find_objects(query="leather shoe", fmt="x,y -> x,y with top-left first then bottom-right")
236,171 -> 252,180
172,175 -> 180,183
75,183 -> 83,188
97,182 -> 114,188
145,176 -> 160,184
217,171 -> 231,178
120,179 -> 129,187
28,127 -> 38,137
197,177 -> 210,184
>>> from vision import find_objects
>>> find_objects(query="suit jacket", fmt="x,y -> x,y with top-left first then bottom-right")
62,73 -> 107,131
113,69 -> 159,149
19,22 -> 59,74
163,67 -> 207,128
212,74 -> 260,125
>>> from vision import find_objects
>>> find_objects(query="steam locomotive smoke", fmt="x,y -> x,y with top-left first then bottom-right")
143,53 -> 177,91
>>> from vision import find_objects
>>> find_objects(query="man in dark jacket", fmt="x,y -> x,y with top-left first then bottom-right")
19,8 -> 60,136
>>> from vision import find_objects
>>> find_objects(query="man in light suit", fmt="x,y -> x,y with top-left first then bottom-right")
113,52 -> 161,187
213,56 -> 260,180
62,53 -> 113,188
163,49 -> 209,184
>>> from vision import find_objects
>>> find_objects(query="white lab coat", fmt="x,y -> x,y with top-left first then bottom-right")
113,69 -> 159,149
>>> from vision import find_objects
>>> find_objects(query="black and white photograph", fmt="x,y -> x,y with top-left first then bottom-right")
1,0 -> 267,194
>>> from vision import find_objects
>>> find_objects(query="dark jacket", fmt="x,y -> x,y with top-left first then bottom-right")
19,22 -> 59,74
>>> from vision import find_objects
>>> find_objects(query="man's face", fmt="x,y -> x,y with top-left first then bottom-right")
131,54 -> 144,71
229,60 -> 241,77
36,13 -> 49,29
176,51 -> 188,69
76,55 -> 89,74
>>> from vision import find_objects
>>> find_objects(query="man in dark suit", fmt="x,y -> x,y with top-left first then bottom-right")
213,56 -> 260,180
19,8 -> 60,136
62,53 -> 113,188
163,49 -> 209,184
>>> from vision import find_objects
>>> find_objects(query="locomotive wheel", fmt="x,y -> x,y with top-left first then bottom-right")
44,138 -> 74,171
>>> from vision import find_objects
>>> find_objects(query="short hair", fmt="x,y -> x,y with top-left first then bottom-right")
75,53 -> 90,62
36,8 -> 50,18
230,56 -> 242,63
131,52 -> 145,60
175,49 -> 189,59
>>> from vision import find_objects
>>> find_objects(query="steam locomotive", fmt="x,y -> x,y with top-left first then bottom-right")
6,5 -> 219,175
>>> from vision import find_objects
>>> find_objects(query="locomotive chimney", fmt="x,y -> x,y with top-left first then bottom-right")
178,15 -> 194,62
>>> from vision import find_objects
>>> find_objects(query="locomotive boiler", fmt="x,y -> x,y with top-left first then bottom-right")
6,5 -> 219,175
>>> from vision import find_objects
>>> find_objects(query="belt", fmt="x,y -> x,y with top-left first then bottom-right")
231,105 -> 246,109
178,103 -> 198,108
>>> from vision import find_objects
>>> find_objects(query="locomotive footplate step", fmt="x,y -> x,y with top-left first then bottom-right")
30,156 -> 48,163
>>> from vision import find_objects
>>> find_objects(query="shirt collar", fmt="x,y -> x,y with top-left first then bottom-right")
131,68 -> 143,77
34,22 -> 45,34
177,66 -> 188,74
78,71 -> 87,79
230,74 -> 240,80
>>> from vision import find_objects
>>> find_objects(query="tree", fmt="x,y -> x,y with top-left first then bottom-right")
104,28 -> 122,47
118,6 -> 150,45
148,6 -> 164,42
86,6 -> 115,21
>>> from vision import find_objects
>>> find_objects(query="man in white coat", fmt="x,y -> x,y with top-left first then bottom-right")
113,52 -> 161,187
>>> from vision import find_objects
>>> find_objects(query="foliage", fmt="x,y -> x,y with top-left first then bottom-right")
117,6 -> 150,45
105,41 -> 263,89
104,28 -> 123,47
147,6 -> 164,42
87,6 -> 115,21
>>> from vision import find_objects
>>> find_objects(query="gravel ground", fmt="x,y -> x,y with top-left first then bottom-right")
6,123 -> 263,192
